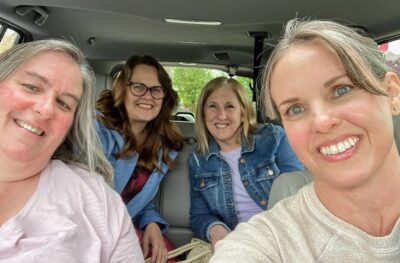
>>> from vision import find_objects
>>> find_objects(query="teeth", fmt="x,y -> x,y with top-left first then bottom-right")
215,124 -> 228,128
15,119 -> 44,136
138,104 -> 152,109
319,137 -> 359,156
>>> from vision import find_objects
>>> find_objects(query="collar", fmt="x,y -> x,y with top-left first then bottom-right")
205,132 -> 255,160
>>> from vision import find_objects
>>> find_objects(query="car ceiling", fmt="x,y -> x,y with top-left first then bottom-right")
0,0 -> 400,76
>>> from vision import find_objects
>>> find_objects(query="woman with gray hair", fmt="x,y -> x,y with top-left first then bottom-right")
0,39 -> 143,262
211,18 -> 400,262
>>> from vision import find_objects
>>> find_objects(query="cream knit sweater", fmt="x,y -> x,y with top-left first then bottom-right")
210,183 -> 400,263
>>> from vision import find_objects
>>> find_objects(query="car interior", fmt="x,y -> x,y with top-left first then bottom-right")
1,0 -> 400,249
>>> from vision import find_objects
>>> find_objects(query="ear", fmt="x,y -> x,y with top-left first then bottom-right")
384,72 -> 400,115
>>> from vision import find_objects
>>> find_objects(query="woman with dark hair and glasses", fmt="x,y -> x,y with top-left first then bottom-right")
96,55 -> 183,263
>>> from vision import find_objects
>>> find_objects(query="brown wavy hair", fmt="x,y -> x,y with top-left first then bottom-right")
96,55 -> 183,171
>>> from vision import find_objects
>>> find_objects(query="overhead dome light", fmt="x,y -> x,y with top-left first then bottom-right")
164,18 -> 222,26
172,40 -> 207,45
178,62 -> 197,66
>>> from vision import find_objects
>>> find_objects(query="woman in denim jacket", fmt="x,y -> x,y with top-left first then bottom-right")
188,77 -> 304,250
96,55 -> 183,263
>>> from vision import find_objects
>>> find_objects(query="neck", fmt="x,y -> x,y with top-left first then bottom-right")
0,156 -> 43,225
130,121 -> 147,144
218,136 -> 241,153
0,172 -> 40,226
315,147 -> 400,236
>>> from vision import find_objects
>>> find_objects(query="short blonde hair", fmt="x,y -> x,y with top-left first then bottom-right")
262,18 -> 389,120
195,77 -> 257,155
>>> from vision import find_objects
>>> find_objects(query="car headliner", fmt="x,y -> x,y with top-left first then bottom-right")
0,0 -> 399,77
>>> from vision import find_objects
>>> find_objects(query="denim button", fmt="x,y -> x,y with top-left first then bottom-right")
267,168 -> 274,176
243,180 -> 249,187
260,199 -> 268,206
200,179 -> 205,188
240,158 -> 246,164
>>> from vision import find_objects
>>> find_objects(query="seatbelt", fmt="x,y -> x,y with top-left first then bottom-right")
249,31 -> 270,122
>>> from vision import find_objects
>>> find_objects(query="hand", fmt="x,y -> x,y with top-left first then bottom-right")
209,224 -> 229,252
142,223 -> 168,263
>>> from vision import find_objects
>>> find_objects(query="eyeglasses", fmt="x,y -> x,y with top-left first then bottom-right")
127,81 -> 165,100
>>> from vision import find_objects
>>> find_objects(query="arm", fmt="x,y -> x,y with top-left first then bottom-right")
133,152 -> 172,232
210,216 -> 280,263
134,201 -> 168,232
95,119 -> 113,159
275,126 -> 304,173
188,154 -> 231,241
106,186 -> 145,262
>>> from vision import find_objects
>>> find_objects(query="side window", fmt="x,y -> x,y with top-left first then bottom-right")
379,39 -> 400,75
0,23 -> 22,54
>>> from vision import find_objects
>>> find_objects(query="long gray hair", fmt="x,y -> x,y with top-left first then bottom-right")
0,39 -> 113,183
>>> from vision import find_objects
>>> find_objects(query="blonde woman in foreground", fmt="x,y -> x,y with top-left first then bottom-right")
211,18 -> 400,262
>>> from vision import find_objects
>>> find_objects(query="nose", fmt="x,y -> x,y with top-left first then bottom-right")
216,108 -> 227,120
311,103 -> 340,133
142,88 -> 153,99
34,95 -> 55,119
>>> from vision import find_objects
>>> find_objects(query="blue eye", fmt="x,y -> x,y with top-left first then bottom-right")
334,86 -> 351,97
287,105 -> 304,116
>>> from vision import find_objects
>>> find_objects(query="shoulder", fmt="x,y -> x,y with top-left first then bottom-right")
251,123 -> 286,150
188,150 -> 207,166
44,160 -> 132,236
256,123 -> 284,136
45,160 -> 121,206
96,117 -> 125,148
47,160 -> 105,183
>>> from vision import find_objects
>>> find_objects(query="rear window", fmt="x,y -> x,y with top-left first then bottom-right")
166,66 -> 253,115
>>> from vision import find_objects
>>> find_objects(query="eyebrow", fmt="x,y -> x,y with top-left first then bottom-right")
25,71 -> 81,103
276,73 -> 349,109
129,81 -> 163,88
323,74 -> 348,87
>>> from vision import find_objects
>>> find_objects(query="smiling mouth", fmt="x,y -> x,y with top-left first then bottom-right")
137,103 -> 153,109
15,119 -> 44,136
215,123 -> 229,128
319,136 -> 359,156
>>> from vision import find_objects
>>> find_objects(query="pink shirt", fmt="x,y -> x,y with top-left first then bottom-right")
0,160 -> 144,262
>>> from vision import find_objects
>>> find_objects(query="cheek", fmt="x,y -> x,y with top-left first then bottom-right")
204,109 -> 213,121
283,123 -> 309,156
155,100 -> 163,111
54,114 -> 74,140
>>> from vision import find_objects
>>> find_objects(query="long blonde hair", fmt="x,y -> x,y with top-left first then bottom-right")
195,77 -> 257,155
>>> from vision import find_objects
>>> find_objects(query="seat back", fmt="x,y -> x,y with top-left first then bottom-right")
267,115 -> 400,209
158,121 -> 196,247
94,72 -> 114,95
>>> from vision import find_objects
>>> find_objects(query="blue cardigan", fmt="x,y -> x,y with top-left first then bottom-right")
96,120 -> 178,232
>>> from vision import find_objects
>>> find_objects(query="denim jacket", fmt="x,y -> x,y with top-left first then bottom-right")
188,123 -> 304,241
96,120 -> 177,232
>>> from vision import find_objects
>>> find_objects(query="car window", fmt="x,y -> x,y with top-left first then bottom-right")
166,66 -> 253,120
379,39 -> 400,75
0,25 -> 21,54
